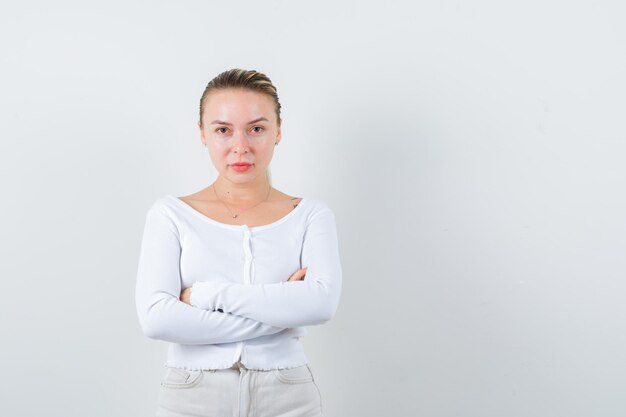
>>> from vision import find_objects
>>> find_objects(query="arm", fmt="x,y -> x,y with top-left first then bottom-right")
189,207 -> 342,328
135,205 -> 286,345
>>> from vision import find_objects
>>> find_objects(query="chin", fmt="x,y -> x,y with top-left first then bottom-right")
224,172 -> 257,182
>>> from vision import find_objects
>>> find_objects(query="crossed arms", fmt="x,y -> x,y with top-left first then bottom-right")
135,204 -> 342,345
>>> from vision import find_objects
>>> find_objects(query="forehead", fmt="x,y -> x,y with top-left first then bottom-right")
203,88 -> 275,121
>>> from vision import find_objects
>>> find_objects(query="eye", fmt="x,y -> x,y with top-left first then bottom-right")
251,126 -> 264,133
215,127 -> 228,134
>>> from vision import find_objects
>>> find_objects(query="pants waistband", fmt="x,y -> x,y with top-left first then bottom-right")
231,360 -> 248,371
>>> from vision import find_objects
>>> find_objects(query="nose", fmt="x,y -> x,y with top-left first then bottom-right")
231,130 -> 249,154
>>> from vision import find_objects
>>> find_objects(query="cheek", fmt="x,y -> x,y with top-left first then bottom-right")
255,142 -> 274,155
207,148 -> 228,165
207,142 -> 227,154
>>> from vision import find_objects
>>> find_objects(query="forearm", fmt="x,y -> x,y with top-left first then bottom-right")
135,206 -> 286,345
189,207 -> 343,328
190,278 -> 341,328
136,291 -> 286,345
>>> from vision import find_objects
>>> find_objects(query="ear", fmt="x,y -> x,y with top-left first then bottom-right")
275,124 -> 282,145
198,121 -> 207,146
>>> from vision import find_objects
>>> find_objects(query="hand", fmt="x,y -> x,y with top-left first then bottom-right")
180,287 -> 192,305
287,267 -> 308,282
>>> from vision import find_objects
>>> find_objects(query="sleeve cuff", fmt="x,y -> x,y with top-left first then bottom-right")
189,281 -> 212,309
190,281 -> 229,311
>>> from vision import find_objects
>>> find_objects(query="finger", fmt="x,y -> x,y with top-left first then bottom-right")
288,269 -> 306,281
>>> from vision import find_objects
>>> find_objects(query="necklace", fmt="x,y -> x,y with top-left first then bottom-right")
212,183 -> 272,219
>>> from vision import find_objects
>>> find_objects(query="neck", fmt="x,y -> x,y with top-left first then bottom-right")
212,173 -> 271,204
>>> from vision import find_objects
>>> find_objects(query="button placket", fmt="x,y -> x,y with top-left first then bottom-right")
235,225 -> 254,364
242,226 -> 253,284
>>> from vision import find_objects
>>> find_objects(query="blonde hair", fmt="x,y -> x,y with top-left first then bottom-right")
199,68 -> 281,185
198,68 -> 282,128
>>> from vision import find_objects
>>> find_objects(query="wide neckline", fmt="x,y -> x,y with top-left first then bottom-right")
165,194 -> 308,231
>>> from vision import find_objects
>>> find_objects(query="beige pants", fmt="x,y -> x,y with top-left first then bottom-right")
156,361 -> 324,417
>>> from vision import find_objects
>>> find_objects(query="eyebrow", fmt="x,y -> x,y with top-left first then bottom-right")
210,117 -> 269,126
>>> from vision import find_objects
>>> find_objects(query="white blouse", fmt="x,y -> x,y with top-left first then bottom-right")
135,194 -> 342,371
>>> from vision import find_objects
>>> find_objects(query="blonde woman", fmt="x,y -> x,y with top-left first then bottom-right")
135,68 -> 342,417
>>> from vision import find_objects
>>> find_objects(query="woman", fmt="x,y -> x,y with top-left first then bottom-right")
135,68 -> 343,417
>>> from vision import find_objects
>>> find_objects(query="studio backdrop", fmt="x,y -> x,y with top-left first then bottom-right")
0,1 -> 624,416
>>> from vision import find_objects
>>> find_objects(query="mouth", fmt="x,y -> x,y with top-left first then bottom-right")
230,162 -> 253,172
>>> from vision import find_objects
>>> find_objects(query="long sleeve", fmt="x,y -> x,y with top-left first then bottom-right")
189,206 -> 342,328
135,205 -> 286,345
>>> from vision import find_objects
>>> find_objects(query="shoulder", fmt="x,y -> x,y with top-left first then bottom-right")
143,195 -> 187,226
303,197 -> 333,211
146,194 -> 177,214
301,197 -> 337,221
271,187 -> 334,216
139,195 -> 184,237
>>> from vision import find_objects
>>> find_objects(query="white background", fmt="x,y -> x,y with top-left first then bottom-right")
1,1 -> 625,416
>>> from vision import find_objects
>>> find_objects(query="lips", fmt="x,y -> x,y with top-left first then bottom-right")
230,162 -> 253,172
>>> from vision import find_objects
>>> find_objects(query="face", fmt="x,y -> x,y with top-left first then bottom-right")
199,88 -> 281,184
